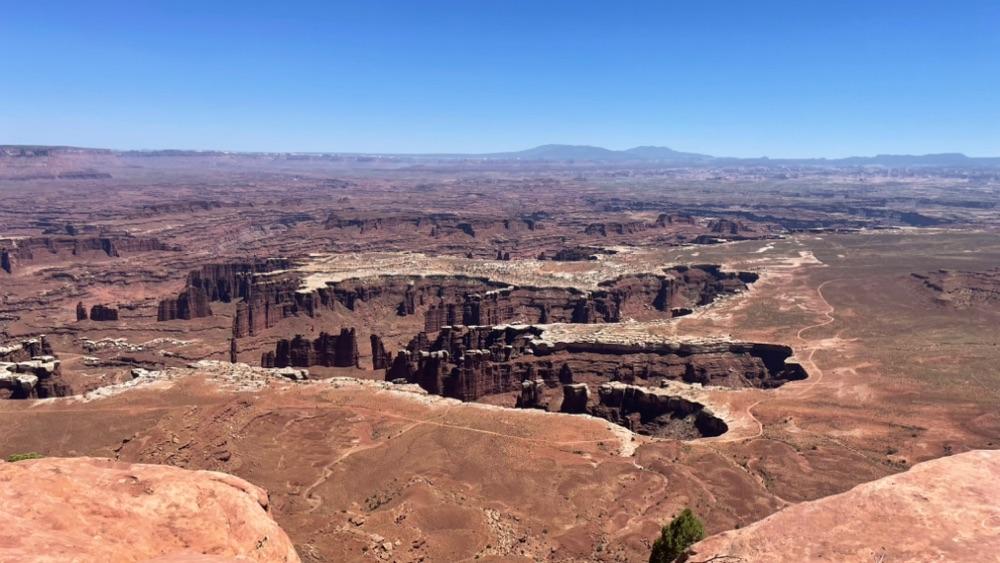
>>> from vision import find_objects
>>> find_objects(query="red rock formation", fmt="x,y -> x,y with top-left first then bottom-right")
262,329 -> 359,369
424,301 -> 461,332
260,350 -> 276,368
224,266 -> 755,340
0,457 -> 301,562
708,218 -> 750,234
158,259 -> 292,324
370,335 -> 389,370
0,335 -> 54,363
232,296 -> 273,337
387,350 -> 416,382
89,304 -> 119,321
185,259 -> 291,302
385,327 -> 531,400
397,285 -> 417,315
0,336 -> 69,399
128,199 -> 248,218
323,213 -> 539,240
158,287 -> 213,321
537,246 -> 615,261
425,326 -> 532,361
590,382 -> 727,438
515,378 -> 548,409
416,267 -> 755,330
560,383 -> 589,413
75,301 -> 88,321
584,217 -> 668,237
422,291 -> 517,331
0,235 -> 177,274
385,325 -> 805,408
407,331 -> 431,352
334,328 -> 359,367
913,267 -> 1000,308
415,351 -> 452,395
655,213 -> 696,226
447,350 -> 508,400
464,290 -> 516,326
533,340 -> 806,389
558,363 -> 574,384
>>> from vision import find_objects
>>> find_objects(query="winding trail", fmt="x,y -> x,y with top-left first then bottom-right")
686,275 -> 845,507
693,277 -> 841,447
794,278 -> 840,393
303,419 -> 428,513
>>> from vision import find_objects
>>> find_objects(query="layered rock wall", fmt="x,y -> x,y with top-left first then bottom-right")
261,328 -> 360,369
0,235 -> 176,274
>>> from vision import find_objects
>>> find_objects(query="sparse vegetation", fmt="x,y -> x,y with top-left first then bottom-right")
5,452 -> 44,462
649,508 -> 705,563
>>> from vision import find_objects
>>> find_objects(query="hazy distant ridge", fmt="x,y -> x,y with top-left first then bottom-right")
481,144 -> 1000,167
3,143 -> 999,167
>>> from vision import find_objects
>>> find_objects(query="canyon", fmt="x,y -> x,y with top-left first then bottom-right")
0,147 -> 998,561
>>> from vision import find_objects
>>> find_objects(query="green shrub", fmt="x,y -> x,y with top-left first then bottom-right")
649,508 -> 705,563
5,452 -> 44,462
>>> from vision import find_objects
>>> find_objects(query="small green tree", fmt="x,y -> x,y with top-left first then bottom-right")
649,508 -> 705,563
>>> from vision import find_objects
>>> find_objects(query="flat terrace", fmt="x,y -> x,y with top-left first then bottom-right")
294,247 -> 706,292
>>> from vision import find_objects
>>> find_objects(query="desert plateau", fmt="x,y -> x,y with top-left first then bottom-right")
1,147 -> 998,561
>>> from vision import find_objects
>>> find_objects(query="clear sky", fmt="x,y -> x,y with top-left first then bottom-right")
3,0 -> 998,157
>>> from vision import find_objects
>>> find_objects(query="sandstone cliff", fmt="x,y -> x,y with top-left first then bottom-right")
0,235 -> 176,274
0,457 -> 300,562
261,328 -> 360,369
688,449 -> 1000,562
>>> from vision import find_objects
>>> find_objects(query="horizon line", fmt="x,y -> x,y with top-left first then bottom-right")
2,142 -> 998,161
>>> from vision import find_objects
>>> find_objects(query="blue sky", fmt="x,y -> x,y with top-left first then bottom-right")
2,1 -> 998,157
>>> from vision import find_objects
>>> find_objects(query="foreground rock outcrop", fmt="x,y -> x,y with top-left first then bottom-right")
0,457 -> 300,562
688,449 -> 1000,562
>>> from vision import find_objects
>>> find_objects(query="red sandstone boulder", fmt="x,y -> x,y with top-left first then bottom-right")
0,457 -> 300,562
688,449 -> 1000,562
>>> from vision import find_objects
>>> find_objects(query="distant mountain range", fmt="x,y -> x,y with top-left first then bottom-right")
475,144 -> 1000,167
4,143 -> 1000,167
480,144 -> 713,163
